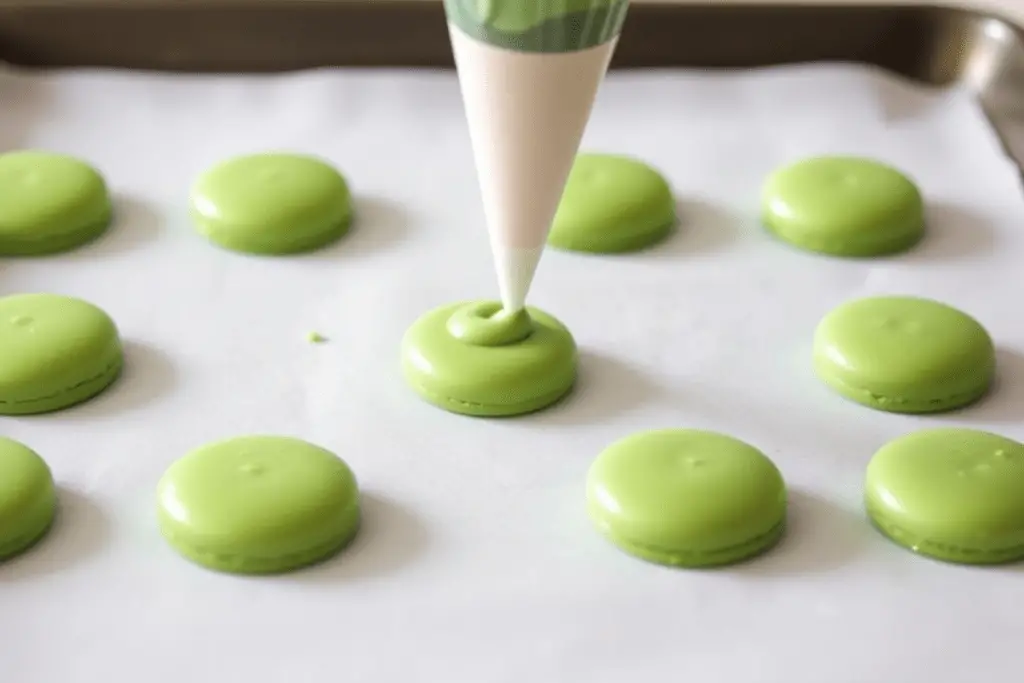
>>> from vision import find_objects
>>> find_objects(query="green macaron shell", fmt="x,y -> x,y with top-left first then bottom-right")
190,153 -> 352,255
762,156 -> 924,257
549,153 -> 676,253
813,296 -> 995,414
0,293 -> 123,415
0,437 -> 57,561
157,436 -> 361,575
401,301 -> 577,417
586,429 -> 787,568
444,0 -> 629,53
866,428 -> 1024,564
0,150 -> 113,255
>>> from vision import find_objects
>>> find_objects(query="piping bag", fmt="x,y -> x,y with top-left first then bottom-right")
445,0 -> 630,312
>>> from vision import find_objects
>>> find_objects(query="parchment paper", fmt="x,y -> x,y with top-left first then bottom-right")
0,63 -> 1022,683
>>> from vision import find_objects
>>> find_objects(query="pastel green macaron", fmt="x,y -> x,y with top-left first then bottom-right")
813,296 -> 995,414
0,293 -> 123,415
157,435 -> 361,575
548,153 -> 676,253
0,150 -> 113,255
866,428 -> 1024,564
190,153 -> 352,255
586,429 -> 787,568
401,300 -> 577,417
762,156 -> 924,257
0,437 -> 57,561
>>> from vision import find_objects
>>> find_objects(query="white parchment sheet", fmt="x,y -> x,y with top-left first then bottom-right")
0,63 -> 1022,683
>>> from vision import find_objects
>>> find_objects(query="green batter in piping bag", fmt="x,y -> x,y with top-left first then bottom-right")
445,0 -> 629,54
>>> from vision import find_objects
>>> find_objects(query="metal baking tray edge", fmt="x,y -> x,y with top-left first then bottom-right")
1,1 -> 1023,174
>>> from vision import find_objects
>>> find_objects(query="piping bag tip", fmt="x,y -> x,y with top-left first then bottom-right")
500,298 -> 527,315
493,244 -> 544,314
445,0 -> 629,316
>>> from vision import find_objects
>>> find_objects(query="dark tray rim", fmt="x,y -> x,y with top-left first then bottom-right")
2,1 -> 1023,178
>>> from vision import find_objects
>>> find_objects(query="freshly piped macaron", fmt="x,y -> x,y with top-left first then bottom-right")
0,437 -> 56,561
190,152 -> 352,255
762,155 -> 924,256
0,150 -> 113,255
0,293 -> 123,415
157,435 -> 361,574
401,300 -> 577,417
586,429 -> 787,568
549,153 -> 676,253
813,295 -> 995,414
866,428 -> 1024,564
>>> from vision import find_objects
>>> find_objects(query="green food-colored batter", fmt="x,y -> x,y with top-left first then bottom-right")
813,296 -> 995,414
587,429 -> 787,568
549,153 -> 675,253
157,435 -> 361,575
761,156 -> 925,257
190,153 -> 352,256
866,428 -> 1024,564
401,301 -> 577,417
444,0 -> 629,53
0,437 -> 56,562
0,293 -> 123,415
0,150 -> 113,256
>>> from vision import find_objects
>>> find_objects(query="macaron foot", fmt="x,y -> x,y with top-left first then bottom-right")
598,518 -> 787,569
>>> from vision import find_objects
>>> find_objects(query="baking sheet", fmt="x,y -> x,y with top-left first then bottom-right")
0,62 -> 1022,683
